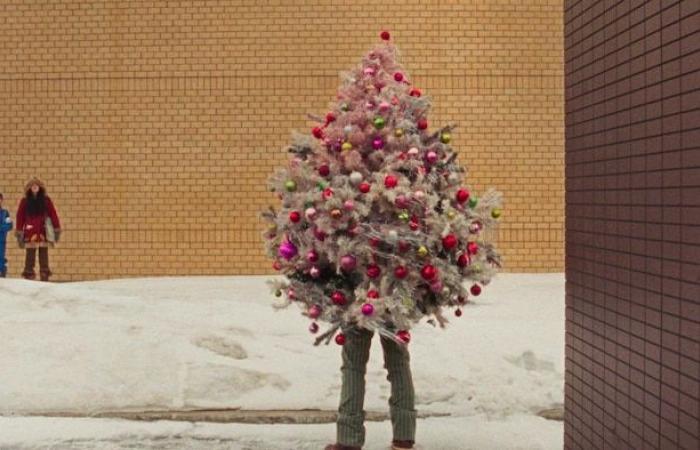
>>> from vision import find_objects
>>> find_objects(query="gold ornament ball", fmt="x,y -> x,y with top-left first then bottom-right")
284,180 -> 297,192
341,142 -> 353,152
330,209 -> 343,219
417,246 -> 429,257
491,208 -> 503,219
275,289 -> 282,297
398,211 -> 410,221
395,128 -> 404,137
446,210 -> 456,220
440,132 -> 451,144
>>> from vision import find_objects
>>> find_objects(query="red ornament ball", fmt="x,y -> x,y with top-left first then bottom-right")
272,261 -> 282,271
309,305 -> 322,319
312,127 -> 324,139
331,291 -> 347,306
313,228 -> 326,241
397,330 -> 411,344
456,188 -> 470,203
467,242 -> 479,255
367,289 -> 380,299
380,30 -> 391,41
359,182 -> 371,193
361,303 -> 375,316
457,253 -> 470,268
369,237 -> 381,248
394,265 -> 408,279
384,175 -> 398,188
366,264 -> 381,279
289,211 -> 301,223
309,322 -> 319,333
442,234 -> 458,250
322,187 -> 334,200
455,309 -> 463,317
394,72 -> 404,82
398,241 -> 411,253
409,88 -> 422,97
318,164 -> 330,177
325,112 -> 336,123
470,284 -> 482,296
335,333 -> 347,345
417,118 -> 428,130
409,220 -> 419,231
420,264 -> 437,281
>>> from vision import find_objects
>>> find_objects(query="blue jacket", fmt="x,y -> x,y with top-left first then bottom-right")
0,208 -> 12,261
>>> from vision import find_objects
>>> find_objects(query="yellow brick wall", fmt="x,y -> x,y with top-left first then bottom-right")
0,0 -> 563,281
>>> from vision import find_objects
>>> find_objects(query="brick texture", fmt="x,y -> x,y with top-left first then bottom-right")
565,1 -> 700,449
0,0 -> 563,280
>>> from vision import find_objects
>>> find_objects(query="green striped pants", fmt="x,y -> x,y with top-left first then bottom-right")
337,327 -> 417,447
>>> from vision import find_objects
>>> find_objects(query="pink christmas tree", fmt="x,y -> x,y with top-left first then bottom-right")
263,31 -> 503,346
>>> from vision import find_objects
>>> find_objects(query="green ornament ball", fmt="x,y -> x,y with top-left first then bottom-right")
317,181 -> 328,191
373,116 -> 386,129
468,197 -> 478,208
284,180 -> 297,192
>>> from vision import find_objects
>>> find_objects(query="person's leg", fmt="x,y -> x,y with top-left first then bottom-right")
336,327 -> 373,448
22,248 -> 36,279
380,336 -> 417,447
38,247 -> 51,281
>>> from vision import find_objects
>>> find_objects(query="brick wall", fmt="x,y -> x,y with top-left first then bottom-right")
565,1 -> 699,448
0,0 -> 563,281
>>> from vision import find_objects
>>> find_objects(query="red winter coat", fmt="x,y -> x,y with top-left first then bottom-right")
16,196 -> 61,248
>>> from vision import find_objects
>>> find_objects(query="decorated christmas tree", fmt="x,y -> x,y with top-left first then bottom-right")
262,31 -> 502,346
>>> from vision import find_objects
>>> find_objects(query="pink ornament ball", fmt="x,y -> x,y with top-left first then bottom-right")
426,151 -> 438,165
305,208 -> 318,221
310,266 -> 321,278
343,200 -> 355,211
278,240 -> 298,260
331,291 -> 347,306
394,72 -> 404,82
340,255 -> 357,272
309,305 -> 322,319
361,303 -> 375,316
372,137 -> 384,150
309,322 -> 319,333
306,250 -> 319,263
430,280 -> 443,293
366,264 -> 381,279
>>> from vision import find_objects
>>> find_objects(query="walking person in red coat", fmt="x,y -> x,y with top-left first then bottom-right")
15,178 -> 61,281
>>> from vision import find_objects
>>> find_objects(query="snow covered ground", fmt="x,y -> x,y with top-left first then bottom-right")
0,274 -> 564,449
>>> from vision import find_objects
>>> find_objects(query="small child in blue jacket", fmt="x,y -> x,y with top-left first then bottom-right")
0,192 -> 13,277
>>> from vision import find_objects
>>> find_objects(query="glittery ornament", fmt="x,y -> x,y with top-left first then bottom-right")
409,220 -> 419,231
289,211 -> 301,223
421,264 -> 437,280
335,333 -> 346,345
331,291 -> 347,306
373,116 -> 386,129
470,284 -> 482,296
342,142 -> 353,152
309,322 -> 319,333
394,265 -> 408,279
305,208 -> 318,221
456,188 -> 470,203
491,208 -> 503,219
278,240 -> 298,260
366,264 -> 381,279
442,234 -> 458,250
417,246 -> 428,257
361,303 -> 375,316
384,175 -> 398,188
417,118 -> 428,130
372,137 -> 384,150
307,250 -> 319,263
397,330 -> 411,344
340,254 -> 357,272
349,171 -> 363,185
359,182 -> 371,193
308,304 -> 321,319
330,209 -> 342,219
467,242 -> 479,255
440,132 -> 451,144
319,164 -> 330,177
398,211 -> 410,221
285,180 -> 297,192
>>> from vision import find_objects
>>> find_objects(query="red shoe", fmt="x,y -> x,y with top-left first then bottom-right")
392,440 -> 415,450
324,444 -> 361,450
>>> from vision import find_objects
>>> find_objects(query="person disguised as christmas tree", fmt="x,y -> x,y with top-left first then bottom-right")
263,31 -> 502,450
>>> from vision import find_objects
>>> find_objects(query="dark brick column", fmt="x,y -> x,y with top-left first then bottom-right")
565,1 -> 700,449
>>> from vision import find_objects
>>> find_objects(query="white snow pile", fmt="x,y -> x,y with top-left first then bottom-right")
0,274 -> 565,449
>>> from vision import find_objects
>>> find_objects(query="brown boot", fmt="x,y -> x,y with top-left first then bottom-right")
392,440 -> 414,450
38,247 -> 51,282
324,445 -> 361,450
22,248 -> 36,280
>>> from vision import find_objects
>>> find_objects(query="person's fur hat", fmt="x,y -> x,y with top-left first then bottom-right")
24,177 -> 46,193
